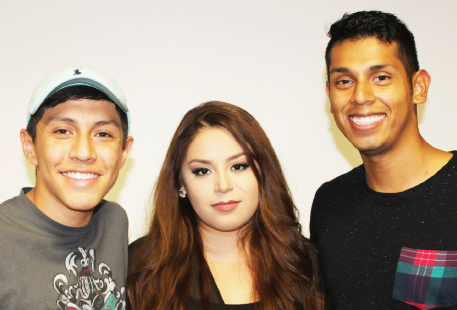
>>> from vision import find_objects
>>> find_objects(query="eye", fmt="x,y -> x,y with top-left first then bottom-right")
335,78 -> 353,89
374,75 -> 391,82
192,168 -> 211,176
336,79 -> 352,85
54,129 -> 70,135
96,132 -> 112,138
231,163 -> 249,171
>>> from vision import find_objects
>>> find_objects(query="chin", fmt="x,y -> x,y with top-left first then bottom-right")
216,222 -> 250,232
64,197 -> 104,212
350,139 -> 386,155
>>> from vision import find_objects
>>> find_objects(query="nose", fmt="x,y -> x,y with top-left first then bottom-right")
350,79 -> 375,105
214,171 -> 233,193
69,134 -> 97,162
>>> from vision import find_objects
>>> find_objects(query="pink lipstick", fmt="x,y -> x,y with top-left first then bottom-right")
211,200 -> 240,211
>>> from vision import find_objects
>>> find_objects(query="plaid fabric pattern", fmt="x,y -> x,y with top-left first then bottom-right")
393,247 -> 457,309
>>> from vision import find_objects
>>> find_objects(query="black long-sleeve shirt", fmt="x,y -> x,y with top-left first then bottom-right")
310,151 -> 457,309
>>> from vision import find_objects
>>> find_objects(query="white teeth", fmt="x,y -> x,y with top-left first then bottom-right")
62,172 -> 100,180
349,114 -> 386,125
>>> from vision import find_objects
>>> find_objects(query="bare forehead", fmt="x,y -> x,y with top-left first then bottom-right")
191,127 -> 239,147
41,99 -> 120,124
329,38 -> 401,69
186,127 -> 243,159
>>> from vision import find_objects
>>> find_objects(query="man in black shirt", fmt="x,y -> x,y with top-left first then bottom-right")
310,11 -> 457,309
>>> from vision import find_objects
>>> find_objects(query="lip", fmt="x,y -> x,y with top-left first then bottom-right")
349,113 -> 386,131
61,170 -> 101,187
211,200 -> 240,212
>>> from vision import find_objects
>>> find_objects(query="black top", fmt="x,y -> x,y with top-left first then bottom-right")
186,250 -> 256,310
310,151 -> 457,309
127,237 -> 324,309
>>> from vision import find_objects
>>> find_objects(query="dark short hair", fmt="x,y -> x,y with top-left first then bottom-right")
325,11 -> 419,83
26,85 -> 129,148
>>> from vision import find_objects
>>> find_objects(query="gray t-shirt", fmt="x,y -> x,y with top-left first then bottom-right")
0,188 -> 128,310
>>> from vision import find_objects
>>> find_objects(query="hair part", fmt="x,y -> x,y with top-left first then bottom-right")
325,10 -> 419,84
26,85 -> 129,148
127,101 -> 326,310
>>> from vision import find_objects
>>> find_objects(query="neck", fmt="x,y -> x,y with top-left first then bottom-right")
26,186 -> 93,227
361,136 -> 452,193
200,224 -> 242,263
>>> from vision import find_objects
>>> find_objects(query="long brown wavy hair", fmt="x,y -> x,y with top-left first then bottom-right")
127,101 -> 325,310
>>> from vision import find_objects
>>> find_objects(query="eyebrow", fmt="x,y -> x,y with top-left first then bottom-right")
368,64 -> 393,71
187,152 -> 246,165
329,64 -> 394,75
44,116 -> 74,125
94,120 -> 121,128
329,67 -> 349,74
45,116 -> 120,128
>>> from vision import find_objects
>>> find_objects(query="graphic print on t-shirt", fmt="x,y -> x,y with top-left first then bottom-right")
52,247 -> 125,310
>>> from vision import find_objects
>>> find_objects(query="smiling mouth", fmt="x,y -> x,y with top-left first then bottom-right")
349,114 -> 386,125
61,172 -> 100,180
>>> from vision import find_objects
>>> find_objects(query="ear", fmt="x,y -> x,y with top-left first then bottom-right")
412,69 -> 431,105
20,129 -> 38,166
326,81 -> 334,113
120,136 -> 134,168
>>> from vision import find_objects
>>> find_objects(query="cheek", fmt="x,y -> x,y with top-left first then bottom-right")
376,89 -> 395,104
37,145 -> 65,168
182,172 -> 208,207
186,181 -> 209,209
98,147 -> 123,168
251,187 -> 260,208
329,98 -> 345,116
241,176 -> 260,206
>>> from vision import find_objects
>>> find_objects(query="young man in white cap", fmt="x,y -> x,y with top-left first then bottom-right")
0,66 -> 133,309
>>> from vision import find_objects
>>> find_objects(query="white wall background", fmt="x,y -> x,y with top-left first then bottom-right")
1,0 -> 456,242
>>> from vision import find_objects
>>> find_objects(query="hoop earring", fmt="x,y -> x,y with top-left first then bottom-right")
179,186 -> 187,198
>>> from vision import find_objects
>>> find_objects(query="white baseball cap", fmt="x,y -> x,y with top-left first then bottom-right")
27,66 -> 130,130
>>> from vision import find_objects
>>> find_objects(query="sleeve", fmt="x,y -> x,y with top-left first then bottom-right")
307,242 -> 331,310
309,182 -> 329,246
307,243 -> 324,290
125,293 -> 132,310
126,238 -> 144,310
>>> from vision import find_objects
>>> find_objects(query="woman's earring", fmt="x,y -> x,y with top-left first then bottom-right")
179,186 -> 187,198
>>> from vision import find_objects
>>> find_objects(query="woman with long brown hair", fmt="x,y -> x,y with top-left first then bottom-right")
127,101 -> 326,310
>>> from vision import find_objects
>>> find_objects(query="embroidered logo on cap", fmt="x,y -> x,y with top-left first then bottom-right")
74,69 -> 81,76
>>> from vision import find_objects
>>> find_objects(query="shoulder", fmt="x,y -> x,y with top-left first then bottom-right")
98,199 -> 127,213
94,200 -> 128,222
0,195 -> 20,211
303,240 -> 319,269
303,240 -> 327,293
317,164 -> 364,193
91,200 -> 129,235
446,150 -> 457,172
0,188 -> 28,211
128,236 -> 147,272
305,240 -> 317,256
129,236 -> 145,256
0,189 -> 30,224
0,196 -> 22,229
310,165 -> 365,239
313,164 -> 364,203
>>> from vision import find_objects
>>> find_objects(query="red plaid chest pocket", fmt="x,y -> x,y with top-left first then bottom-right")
393,247 -> 457,309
